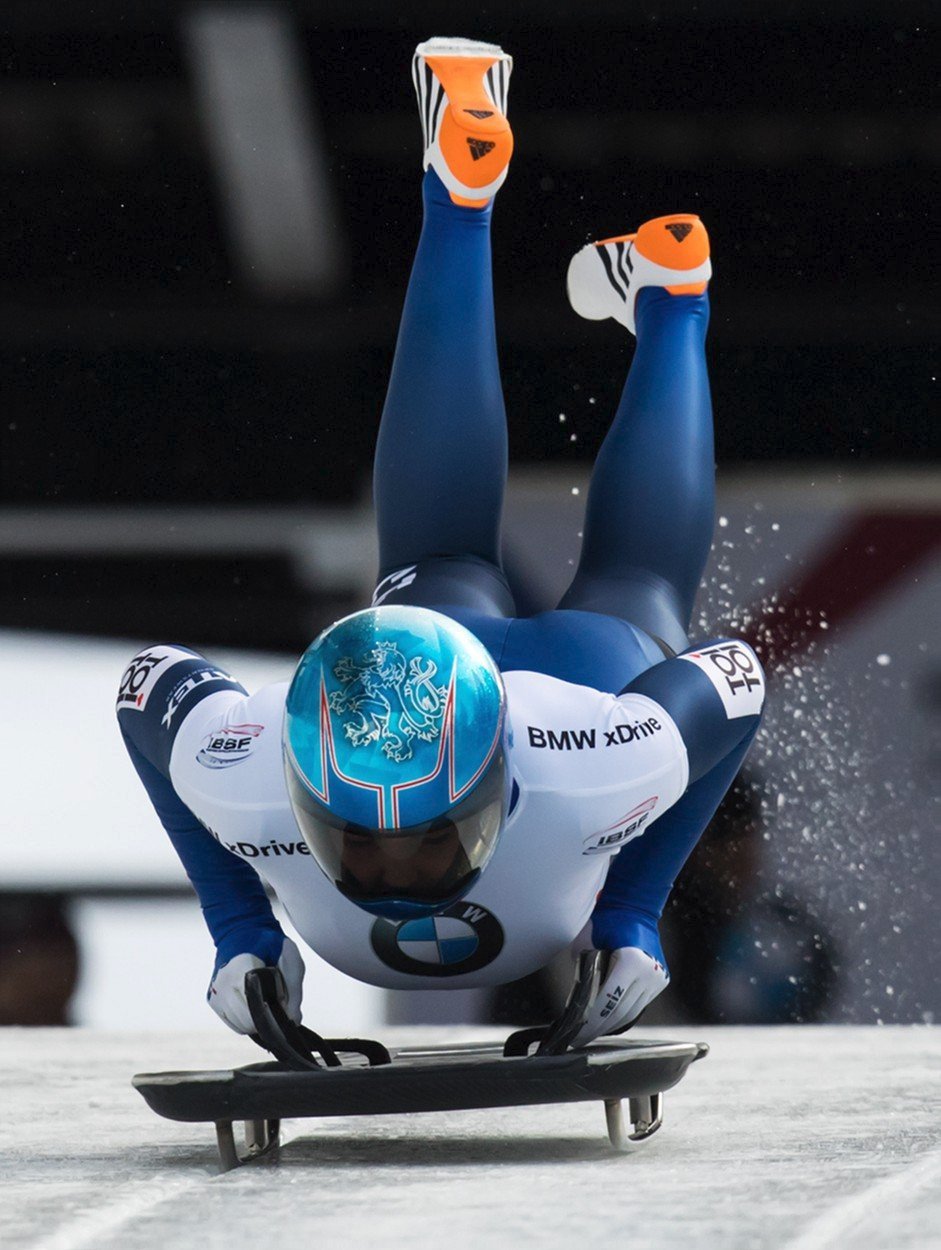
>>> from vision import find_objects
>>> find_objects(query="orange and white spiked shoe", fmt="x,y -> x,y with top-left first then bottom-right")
567,215 -> 712,335
412,37 -> 513,207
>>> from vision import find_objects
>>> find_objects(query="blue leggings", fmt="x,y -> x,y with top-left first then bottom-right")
374,170 -> 714,654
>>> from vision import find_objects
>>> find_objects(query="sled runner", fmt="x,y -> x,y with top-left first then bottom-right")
133,956 -> 708,1171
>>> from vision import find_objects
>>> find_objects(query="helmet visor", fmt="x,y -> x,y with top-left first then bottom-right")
286,748 -> 507,910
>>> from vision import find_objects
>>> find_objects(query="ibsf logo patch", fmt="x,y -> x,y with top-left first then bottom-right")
582,796 -> 659,856
371,901 -> 504,977
197,723 -> 264,770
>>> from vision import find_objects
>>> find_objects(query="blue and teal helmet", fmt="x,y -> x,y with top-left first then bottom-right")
283,606 -> 507,919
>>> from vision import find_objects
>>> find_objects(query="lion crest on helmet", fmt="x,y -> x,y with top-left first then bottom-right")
328,642 -> 448,763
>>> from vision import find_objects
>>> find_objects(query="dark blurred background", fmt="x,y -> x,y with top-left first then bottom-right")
1,0 -> 937,648
1,0 -> 937,1029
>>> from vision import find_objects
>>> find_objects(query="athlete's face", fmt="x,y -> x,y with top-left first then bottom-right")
340,826 -> 463,899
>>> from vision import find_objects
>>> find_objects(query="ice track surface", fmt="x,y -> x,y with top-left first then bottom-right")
5,1027 -> 940,1250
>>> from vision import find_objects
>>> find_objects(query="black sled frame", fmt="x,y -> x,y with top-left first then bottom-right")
133,956 -> 708,1171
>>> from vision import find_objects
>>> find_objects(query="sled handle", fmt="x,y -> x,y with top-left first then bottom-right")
245,968 -> 391,1069
503,949 -> 611,1057
246,967 -> 335,1069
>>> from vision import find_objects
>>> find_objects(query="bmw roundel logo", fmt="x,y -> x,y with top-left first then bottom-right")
371,901 -> 504,977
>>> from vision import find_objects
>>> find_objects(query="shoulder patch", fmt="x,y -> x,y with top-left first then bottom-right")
161,663 -> 244,730
582,796 -> 659,855
678,641 -> 764,719
116,646 -> 199,713
197,722 -> 265,770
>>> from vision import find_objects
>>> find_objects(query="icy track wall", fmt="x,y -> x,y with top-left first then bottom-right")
502,469 -> 941,1025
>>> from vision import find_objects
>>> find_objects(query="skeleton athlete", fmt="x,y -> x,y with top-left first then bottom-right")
118,38 -> 765,1046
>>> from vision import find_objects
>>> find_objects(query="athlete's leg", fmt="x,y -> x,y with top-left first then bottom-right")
374,41 -> 515,617
561,221 -> 714,652
375,171 -> 508,579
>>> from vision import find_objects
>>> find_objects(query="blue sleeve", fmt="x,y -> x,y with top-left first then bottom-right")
117,647 -> 284,970
592,727 -> 758,954
592,638 -> 764,954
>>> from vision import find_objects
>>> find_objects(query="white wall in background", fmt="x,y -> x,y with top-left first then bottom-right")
69,897 -> 385,1033
0,631 -> 383,1031
0,631 -> 294,889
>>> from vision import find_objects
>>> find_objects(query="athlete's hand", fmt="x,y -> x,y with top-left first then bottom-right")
571,946 -> 669,1047
571,910 -> 669,1047
208,934 -> 305,1034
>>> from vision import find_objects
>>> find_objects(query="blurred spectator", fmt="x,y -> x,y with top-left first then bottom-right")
0,894 -> 79,1025
664,774 -> 838,1023
488,772 -> 838,1028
